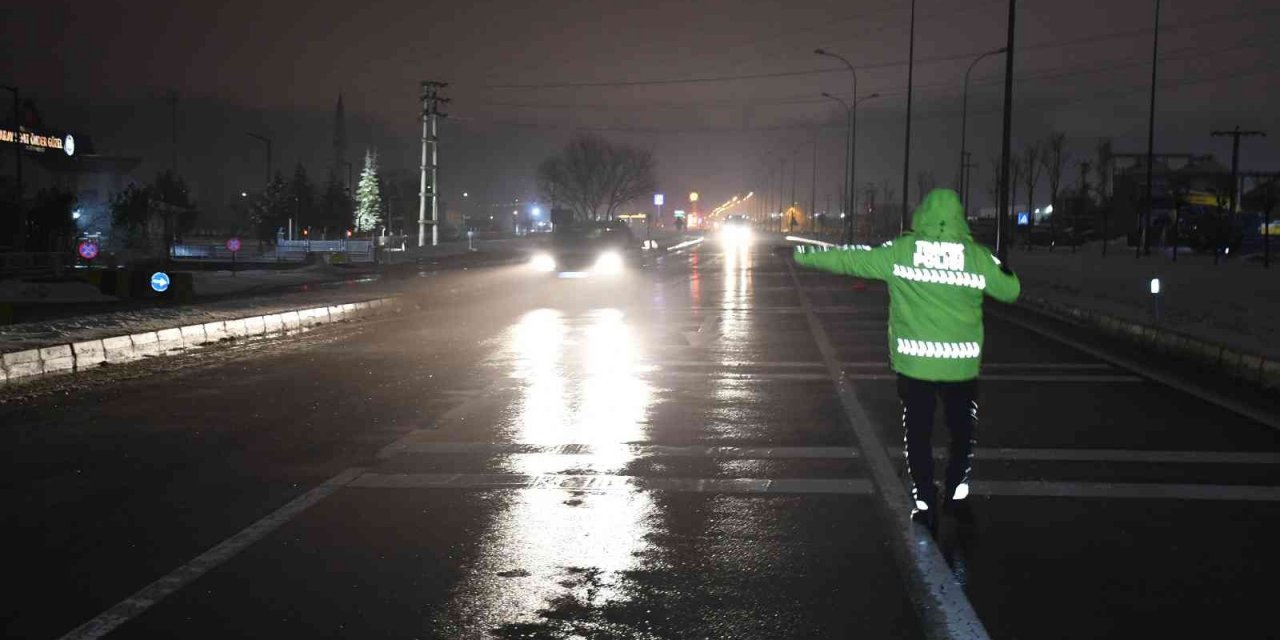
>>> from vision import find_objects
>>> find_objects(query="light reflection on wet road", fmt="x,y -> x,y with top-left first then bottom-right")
14,235 -> 1280,640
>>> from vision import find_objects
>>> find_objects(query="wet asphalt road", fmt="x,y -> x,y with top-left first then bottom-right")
3,237 -> 1280,639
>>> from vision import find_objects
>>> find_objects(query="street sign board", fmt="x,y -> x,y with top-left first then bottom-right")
654,194 -> 664,206
1016,212 -> 1030,226
150,272 -> 171,293
77,241 -> 99,260
226,237 -> 242,253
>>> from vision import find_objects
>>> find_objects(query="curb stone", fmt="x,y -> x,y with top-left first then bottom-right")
0,296 -> 402,385
1018,295 -> 1278,390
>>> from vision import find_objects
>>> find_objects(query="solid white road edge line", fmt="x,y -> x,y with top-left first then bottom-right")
56,467 -> 366,640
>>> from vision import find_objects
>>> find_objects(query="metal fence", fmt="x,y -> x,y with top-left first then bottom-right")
171,240 -> 375,263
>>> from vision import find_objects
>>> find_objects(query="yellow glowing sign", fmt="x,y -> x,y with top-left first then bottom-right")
0,128 -> 75,155
689,192 -> 699,203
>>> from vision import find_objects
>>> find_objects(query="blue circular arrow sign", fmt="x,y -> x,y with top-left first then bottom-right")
150,271 -> 171,293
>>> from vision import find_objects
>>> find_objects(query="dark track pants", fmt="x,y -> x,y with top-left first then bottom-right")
896,374 -> 979,509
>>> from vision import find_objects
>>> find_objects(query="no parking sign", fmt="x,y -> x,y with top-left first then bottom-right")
226,237 -> 242,253
77,241 -> 99,260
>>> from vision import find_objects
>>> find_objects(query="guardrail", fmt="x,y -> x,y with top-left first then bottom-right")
171,240 -> 375,263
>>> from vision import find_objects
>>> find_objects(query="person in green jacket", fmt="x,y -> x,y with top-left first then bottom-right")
794,188 -> 1020,530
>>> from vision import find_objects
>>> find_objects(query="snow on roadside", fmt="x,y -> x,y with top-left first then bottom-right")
0,281 -> 398,353
1012,243 -> 1280,359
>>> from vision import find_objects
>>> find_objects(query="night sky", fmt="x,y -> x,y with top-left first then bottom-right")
4,0 -> 1279,221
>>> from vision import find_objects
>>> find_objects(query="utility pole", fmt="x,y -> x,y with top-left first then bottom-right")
1139,0 -> 1161,258
3,85 -> 23,249
1211,126 -> 1266,259
900,0 -> 917,233
996,0 -> 1017,264
419,81 -> 450,247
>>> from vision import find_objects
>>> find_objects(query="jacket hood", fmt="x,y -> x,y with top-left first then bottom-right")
911,188 -> 970,241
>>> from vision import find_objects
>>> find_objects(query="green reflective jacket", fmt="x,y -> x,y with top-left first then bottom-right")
794,189 -> 1021,381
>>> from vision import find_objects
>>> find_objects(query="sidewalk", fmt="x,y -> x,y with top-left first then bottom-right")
1010,240 -> 1279,361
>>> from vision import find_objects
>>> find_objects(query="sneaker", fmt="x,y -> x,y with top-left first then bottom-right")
911,499 -> 937,535
943,482 -> 974,525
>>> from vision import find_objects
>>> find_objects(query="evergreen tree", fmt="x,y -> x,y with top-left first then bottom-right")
354,148 -> 383,233
248,172 -> 291,243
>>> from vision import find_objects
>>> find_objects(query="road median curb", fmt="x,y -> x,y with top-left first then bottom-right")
1016,295 -> 1279,390
0,296 -> 401,384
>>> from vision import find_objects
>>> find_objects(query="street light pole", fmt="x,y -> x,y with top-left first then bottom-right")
996,0 -> 1018,264
821,93 -> 852,242
815,49 -> 860,244
958,48 -> 1007,206
901,0 -> 917,232
1,85 -> 22,249
1139,0 -> 1161,258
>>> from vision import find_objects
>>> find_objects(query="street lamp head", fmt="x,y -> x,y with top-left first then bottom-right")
814,48 -> 827,55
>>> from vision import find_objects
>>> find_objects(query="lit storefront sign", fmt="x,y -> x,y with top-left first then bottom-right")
0,128 -> 76,156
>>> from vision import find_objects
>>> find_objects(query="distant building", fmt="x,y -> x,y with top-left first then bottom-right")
0,117 -> 141,249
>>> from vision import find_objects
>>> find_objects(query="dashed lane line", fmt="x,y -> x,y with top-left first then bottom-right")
350,472 -> 873,494
56,467 -> 366,640
378,441 -> 1280,466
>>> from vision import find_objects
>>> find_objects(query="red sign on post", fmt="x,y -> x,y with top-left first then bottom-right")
77,241 -> 99,260
226,237 -> 242,253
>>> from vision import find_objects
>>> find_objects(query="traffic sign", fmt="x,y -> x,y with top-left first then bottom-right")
150,272 -> 171,293
1016,212 -> 1030,226
77,241 -> 99,260
654,194 -> 664,206
226,237 -> 242,253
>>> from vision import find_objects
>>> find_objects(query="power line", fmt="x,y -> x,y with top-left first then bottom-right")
469,6 -> 1280,90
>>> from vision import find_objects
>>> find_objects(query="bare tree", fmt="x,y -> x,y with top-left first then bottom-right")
536,134 -> 656,222
1040,133 -> 1068,251
1022,142 -> 1043,224
878,179 -> 896,237
914,170 -> 937,204
986,155 -> 1003,213
1010,154 -> 1024,246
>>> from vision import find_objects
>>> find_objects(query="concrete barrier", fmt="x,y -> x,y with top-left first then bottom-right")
262,314 -> 284,335
72,340 -> 107,369
39,345 -> 75,374
1,296 -> 400,384
1018,295 -> 1279,391
3,349 -> 42,378
129,332 -> 160,358
180,324 -> 207,349
102,335 -> 137,364
223,318 -> 248,339
156,328 -> 184,353
280,311 -> 302,331
243,316 -> 265,336
203,321 -> 228,342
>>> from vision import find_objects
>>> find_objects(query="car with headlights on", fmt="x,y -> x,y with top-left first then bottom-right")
529,220 -> 641,278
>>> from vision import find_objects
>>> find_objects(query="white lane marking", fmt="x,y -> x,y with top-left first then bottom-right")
846,374 -> 1143,383
842,362 -> 1115,371
654,360 -> 825,369
785,259 -> 990,640
892,448 -> 1280,465
57,467 -> 366,640
661,371 -> 832,382
375,390 -> 496,459
666,237 -> 706,252
994,309 -> 1280,432
350,472 -> 873,495
385,441 -> 1280,465
383,442 -> 860,459
976,480 -> 1280,502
